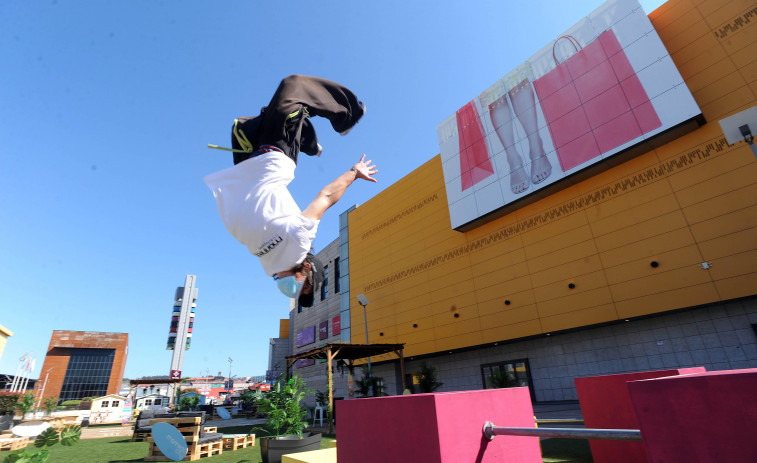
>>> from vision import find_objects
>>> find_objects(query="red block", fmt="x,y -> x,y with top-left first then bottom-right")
628,369 -> 757,463
575,368 -> 705,463
336,388 -> 541,463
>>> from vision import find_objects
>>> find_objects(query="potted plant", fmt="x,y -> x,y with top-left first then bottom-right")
252,376 -> 321,463
355,366 -> 386,397
0,392 -> 20,432
15,393 -> 36,421
417,361 -> 443,393
314,390 -> 328,409
490,368 -> 519,388
41,397 -> 58,417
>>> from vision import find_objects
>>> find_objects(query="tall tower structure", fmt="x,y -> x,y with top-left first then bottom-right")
166,275 -> 197,401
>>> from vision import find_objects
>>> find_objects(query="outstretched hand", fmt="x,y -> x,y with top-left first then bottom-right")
353,154 -> 378,183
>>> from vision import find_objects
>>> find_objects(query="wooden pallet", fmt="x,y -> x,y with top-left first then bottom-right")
143,417 -> 224,461
222,433 -> 255,450
132,431 -> 151,442
203,426 -> 217,434
0,437 -> 30,452
145,439 -> 224,461
195,440 -> 223,459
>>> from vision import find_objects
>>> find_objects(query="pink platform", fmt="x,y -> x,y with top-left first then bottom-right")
628,368 -> 757,463
574,368 -> 705,463
336,387 -> 541,463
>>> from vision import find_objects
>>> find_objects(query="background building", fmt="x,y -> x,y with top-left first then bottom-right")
271,0 -> 757,405
0,324 -> 12,361
281,238 -> 349,408
268,319 -> 292,384
337,0 -> 757,401
35,330 -> 128,404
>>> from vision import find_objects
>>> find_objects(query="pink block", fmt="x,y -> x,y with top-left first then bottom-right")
336,388 -> 541,463
575,368 -> 705,463
628,369 -> 757,463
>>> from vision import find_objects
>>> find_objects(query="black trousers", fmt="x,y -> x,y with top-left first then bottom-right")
232,75 -> 364,165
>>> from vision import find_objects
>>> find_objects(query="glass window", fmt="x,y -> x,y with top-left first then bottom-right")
321,265 -> 329,301
58,348 -> 116,403
145,399 -> 152,406
112,400 -> 119,408
480,358 -> 535,401
101,401 -> 109,408
154,398 -> 162,405
334,257 -> 340,293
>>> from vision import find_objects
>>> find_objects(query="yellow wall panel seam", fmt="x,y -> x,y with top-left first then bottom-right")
702,2 -> 757,33
593,212 -> 689,254
673,161 -> 757,209
650,6 -> 705,41
689,203 -> 757,242
698,227 -> 757,260
700,85 -> 756,120
536,296 -> 617,321
712,271 -> 757,300
682,182 -> 757,225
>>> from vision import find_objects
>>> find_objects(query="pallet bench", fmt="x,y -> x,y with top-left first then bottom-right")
0,437 -> 30,452
145,440 -> 223,461
133,426 -> 217,443
222,433 -> 255,450
143,416 -> 224,461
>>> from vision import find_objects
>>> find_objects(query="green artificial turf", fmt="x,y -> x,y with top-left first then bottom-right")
19,433 -> 591,462
540,438 -> 594,463
32,433 -> 336,463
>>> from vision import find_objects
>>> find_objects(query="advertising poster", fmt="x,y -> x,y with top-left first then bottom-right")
296,326 -> 316,348
437,0 -> 701,229
121,396 -> 133,424
319,321 -> 328,340
296,358 -> 316,368
332,316 -> 341,335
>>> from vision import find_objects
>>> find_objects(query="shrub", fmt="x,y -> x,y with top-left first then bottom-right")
15,393 -> 36,416
42,397 -> 59,416
314,390 -> 329,407
355,366 -> 385,398
416,361 -> 443,393
0,392 -> 21,415
252,375 -> 311,438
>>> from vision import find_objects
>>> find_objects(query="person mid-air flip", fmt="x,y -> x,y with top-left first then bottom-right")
204,75 -> 377,307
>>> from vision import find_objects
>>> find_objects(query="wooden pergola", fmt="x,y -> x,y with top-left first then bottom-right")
285,343 -> 406,434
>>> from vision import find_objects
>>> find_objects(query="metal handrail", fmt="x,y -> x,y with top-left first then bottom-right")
483,421 -> 642,441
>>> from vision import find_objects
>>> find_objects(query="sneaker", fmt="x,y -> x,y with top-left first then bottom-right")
339,101 -> 366,136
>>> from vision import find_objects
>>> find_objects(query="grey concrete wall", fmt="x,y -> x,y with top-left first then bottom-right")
289,238 -> 349,408
363,297 -> 757,401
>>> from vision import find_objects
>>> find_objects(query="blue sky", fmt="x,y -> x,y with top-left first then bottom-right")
0,0 -> 665,380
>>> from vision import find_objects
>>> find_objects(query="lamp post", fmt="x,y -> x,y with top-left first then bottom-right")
34,368 -> 53,412
356,294 -> 374,397
227,357 -> 233,397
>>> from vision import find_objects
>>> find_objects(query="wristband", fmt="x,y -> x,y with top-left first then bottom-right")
350,166 -> 358,176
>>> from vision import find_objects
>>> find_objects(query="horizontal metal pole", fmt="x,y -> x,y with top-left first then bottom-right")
534,419 -> 584,425
483,422 -> 642,441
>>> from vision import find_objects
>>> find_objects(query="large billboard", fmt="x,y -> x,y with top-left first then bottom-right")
437,0 -> 701,229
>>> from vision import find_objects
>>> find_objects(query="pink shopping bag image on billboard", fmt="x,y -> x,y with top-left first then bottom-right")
533,30 -> 661,172
457,100 -> 495,191
437,0 -> 701,230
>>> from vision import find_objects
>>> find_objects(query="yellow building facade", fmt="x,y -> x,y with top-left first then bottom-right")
340,0 -> 757,400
